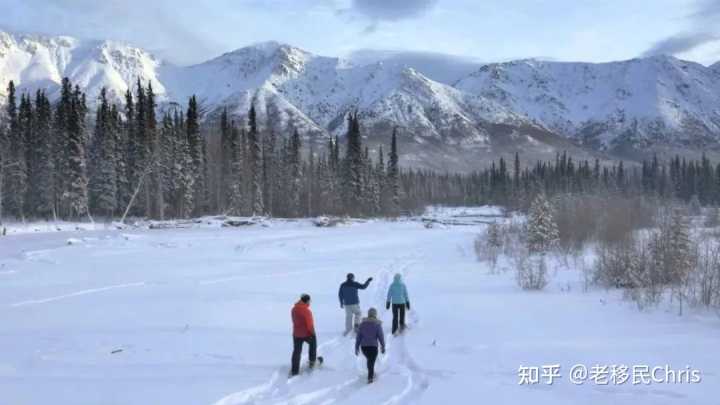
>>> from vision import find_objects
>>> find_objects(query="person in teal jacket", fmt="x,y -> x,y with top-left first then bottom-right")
385,273 -> 410,335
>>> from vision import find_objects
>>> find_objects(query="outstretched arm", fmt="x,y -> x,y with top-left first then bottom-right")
360,277 -> 373,289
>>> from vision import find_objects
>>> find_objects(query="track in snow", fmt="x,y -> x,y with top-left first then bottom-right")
212,255 -> 431,405
10,282 -> 146,307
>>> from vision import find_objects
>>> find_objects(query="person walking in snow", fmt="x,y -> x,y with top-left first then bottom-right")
386,273 -> 410,335
291,294 -> 317,376
355,307 -> 386,383
339,273 -> 373,335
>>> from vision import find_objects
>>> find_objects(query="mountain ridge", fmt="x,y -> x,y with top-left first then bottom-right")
2,30 -> 720,170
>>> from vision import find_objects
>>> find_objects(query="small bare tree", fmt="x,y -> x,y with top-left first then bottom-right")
475,222 -> 504,272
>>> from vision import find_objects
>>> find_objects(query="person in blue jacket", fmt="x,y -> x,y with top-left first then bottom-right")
386,273 -> 410,335
339,273 -> 373,335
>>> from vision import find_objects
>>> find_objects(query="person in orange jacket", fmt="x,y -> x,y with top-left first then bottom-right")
290,293 -> 317,376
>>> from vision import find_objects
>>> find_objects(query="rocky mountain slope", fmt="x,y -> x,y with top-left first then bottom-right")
455,56 -> 720,152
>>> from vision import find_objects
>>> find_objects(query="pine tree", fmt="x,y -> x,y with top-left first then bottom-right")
343,112 -> 363,215
387,128 -> 400,215
88,88 -> 117,217
175,110 -> 194,218
66,82 -> 90,218
20,93 -> 35,217
262,128 -> 277,215
116,89 -> 134,215
219,107 -> 232,211
376,146 -> 386,214
53,79 -> 71,218
247,104 -> 264,215
145,82 -> 164,219
186,95 -> 206,215
227,121 -> 244,215
28,91 -> 55,219
667,209 -> 695,314
527,193 -> 559,254
4,81 -> 28,219
288,129 -> 302,216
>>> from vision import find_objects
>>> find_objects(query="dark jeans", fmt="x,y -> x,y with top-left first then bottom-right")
291,335 -> 317,375
392,304 -> 406,334
361,346 -> 379,379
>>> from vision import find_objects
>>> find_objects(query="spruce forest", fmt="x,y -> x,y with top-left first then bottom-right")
1,78 -> 719,222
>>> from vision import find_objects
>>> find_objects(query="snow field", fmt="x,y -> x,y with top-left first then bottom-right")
0,215 -> 718,405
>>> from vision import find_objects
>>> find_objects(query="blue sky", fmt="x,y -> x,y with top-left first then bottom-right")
1,0 -> 718,66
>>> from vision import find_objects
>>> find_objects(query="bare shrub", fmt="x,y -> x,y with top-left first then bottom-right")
502,219 -> 526,257
475,223 -> 505,272
554,194 -> 602,252
550,194 -> 659,255
687,241 -> 720,309
689,195 -> 702,216
594,207 -> 703,313
596,196 -> 657,245
516,252 -> 549,290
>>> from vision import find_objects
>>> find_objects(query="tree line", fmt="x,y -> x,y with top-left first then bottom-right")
2,78 -> 720,222
428,151 -> 720,211
0,79 -> 405,221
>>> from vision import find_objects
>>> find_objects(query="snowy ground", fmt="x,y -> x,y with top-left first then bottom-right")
0,210 -> 718,405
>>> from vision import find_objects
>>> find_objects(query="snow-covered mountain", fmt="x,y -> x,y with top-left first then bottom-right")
0,31 -> 167,104
163,40 -> 530,147
455,56 -> 720,151
2,29 -> 720,168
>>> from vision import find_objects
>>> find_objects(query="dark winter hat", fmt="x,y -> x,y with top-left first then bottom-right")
347,273 -> 355,280
368,308 -> 378,318
300,294 -> 311,303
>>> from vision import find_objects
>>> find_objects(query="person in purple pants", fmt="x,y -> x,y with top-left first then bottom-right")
355,307 -> 386,383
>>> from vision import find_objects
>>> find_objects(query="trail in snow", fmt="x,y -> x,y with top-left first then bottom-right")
212,254 -> 431,405
10,282 -> 146,307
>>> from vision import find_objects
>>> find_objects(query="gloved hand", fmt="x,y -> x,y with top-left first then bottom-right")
340,303 -> 344,309
386,301 -> 390,310
355,349 -> 359,356
381,347 -> 386,354
406,302 -> 411,311
367,277 -> 373,282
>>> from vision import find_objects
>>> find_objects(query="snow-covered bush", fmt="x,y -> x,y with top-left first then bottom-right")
593,236 -> 640,289
474,223 -> 503,271
513,195 -> 558,290
526,194 -> 559,254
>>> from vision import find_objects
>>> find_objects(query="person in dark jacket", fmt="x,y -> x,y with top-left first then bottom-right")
355,307 -> 386,383
385,273 -> 410,335
291,294 -> 317,376
338,273 -> 373,335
